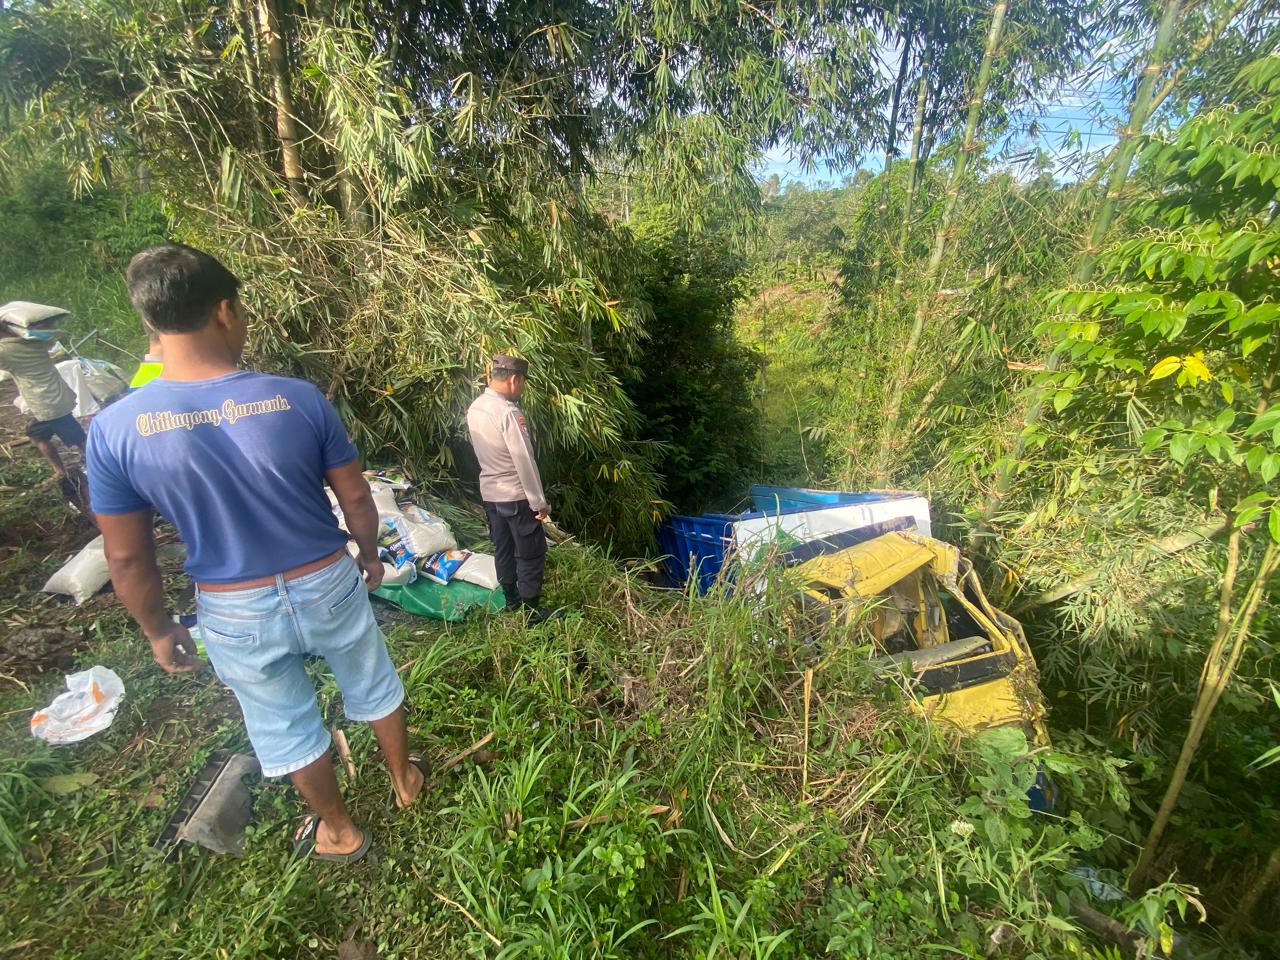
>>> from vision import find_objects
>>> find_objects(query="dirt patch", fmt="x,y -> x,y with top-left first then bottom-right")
337,939 -> 377,960
0,624 -> 87,677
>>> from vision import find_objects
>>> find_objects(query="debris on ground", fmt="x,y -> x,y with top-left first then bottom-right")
0,625 -> 86,676
156,751 -> 260,858
30,665 -> 125,743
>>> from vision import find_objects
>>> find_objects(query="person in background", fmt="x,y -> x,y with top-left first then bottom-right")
466,353 -> 558,624
128,326 -> 164,390
87,243 -> 423,863
0,305 -> 90,513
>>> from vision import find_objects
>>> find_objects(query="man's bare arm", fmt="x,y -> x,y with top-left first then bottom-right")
326,461 -> 383,591
98,510 -> 199,674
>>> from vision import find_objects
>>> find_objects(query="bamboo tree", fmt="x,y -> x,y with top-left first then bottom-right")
896,46 -> 931,259
255,0 -> 306,199
1076,0 -> 1186,283
1063,0 -> 1251,214
873,0 -> 1007,479
1129,534 -> 1280,893
310,0 -> 369,228
866,26 -> 916,336
875,26 -> 916,238
234,0 -> 270,156
976,0 -> 1184,527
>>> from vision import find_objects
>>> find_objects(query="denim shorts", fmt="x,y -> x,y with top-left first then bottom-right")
195,554 -> 404,778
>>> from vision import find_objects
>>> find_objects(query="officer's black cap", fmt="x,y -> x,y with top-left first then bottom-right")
491,353 -> 529,376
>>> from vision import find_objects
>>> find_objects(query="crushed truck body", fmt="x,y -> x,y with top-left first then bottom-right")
657,487 -> 1050,747
794,530 -> 1049,745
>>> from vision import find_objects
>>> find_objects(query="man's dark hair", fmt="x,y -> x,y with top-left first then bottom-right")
125,244 -> 241,334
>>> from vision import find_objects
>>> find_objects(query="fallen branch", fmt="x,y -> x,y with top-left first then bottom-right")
432,891 -> 501,947
331,726 -> 357,781
1068,899 -> 1199,959
439,732 -> 495,771
801,668 -> 813,799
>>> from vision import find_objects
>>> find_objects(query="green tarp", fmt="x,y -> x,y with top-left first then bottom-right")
373,576 -> 505,622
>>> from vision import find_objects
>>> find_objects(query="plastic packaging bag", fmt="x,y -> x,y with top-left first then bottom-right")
79,358 -> 129,404
454,552 -> 500,590
419,549 -> 473,585
380,536 -> 416,573
380,560 -> 417,586
30,666 -> 125,744
367,482 -> 402,517
42,535 -> 111,605
393,514 -> 456,556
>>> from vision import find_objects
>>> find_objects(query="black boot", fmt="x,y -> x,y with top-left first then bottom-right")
523,596 -> 565,626
501,583 -> 522,612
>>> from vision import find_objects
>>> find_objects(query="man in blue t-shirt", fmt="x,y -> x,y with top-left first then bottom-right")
87,243 -> 424,862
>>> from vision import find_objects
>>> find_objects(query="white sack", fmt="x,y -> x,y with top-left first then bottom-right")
392,515 -> 456,556
42,535 -> 111,605
454,552 -> 499,590
13,358 -> 128,417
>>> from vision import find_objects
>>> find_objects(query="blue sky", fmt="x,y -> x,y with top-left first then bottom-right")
753,40 -> 1132,187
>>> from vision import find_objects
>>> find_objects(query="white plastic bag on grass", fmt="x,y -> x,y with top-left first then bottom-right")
454,552 -> 500,590
42,535 -> 110,605
30,666 -> 125,744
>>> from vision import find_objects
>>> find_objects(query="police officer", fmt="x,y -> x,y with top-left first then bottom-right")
466,353 -> 555,623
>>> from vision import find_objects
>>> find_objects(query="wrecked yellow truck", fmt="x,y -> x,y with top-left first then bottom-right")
794,531 -> 1049,746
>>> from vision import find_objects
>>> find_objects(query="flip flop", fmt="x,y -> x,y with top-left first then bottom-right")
292,815 -> 373,863
386,754 -> 429,814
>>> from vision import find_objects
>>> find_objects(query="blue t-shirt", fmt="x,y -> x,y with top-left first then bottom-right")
86,371 -> 358,583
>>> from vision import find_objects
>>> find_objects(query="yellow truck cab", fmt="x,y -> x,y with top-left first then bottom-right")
796,531 -> 1049,746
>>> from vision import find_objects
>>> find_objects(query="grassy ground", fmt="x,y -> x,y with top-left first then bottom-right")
0,386 -> 1175,960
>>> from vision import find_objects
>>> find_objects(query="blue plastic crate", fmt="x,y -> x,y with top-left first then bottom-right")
658,490 -> 919,593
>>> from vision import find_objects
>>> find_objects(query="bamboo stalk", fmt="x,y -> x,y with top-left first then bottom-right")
873,26 -> 915,282
1228,842 -> 1280,935
1017,518 -> 1229,610
1147,0 -> 1250,119
439,732 -> 495,771
896,46 -> 931,263
331,725 -> 357,781
1075,0 -> 1186,284
1129,535 -> 1280,894
801,667 -> 813,799
977,0 -> 1185,531
255,0 -> 306,199
234,0 -> 270,156
873,0 -> 1008,480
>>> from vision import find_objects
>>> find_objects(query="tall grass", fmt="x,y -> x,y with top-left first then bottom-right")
0,545 -> 1180,957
